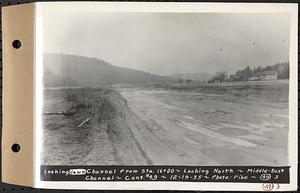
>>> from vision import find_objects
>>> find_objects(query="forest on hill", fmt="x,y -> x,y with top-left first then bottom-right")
209,62 -> 289,83
44,53 -> 175,87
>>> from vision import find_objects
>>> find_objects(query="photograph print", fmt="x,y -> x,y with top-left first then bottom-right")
40,7 -> 292,167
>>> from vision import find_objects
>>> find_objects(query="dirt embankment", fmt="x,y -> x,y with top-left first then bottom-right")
42,88 -> 151,165
91,90 -> 152,165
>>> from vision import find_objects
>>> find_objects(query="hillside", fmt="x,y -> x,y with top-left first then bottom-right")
43,53 -> 174,87
169,73 -> 212,82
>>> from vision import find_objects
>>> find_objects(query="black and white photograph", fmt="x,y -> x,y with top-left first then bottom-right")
39,3 -> 294,168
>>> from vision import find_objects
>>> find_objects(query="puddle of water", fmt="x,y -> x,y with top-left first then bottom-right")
220,122 -> 276,136
218,128 -> 250,136
136,90 -> 168,94
239,134 -> 268,141
246,122 -> 277,135
212,122 -> 269,140
184,135 -> 202,146
273,114 -> 289,119
183,115 -> 195,120
177,121 -> 256,147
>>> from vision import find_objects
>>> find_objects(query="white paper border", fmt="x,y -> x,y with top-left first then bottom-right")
34,2 -> 298,191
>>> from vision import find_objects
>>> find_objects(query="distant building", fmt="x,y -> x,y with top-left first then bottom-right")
248,70 -> 278,81
258,71 -> 278,80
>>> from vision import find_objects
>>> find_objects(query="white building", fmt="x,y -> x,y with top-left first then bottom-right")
258,71 -> 278,80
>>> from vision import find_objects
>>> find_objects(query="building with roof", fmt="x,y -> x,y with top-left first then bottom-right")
258,70 -> 278,80
248,70 -> 278,81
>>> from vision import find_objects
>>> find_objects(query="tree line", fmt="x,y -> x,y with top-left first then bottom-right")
208,61 -> 289,83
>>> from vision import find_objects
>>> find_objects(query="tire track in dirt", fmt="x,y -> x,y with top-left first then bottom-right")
103,91 -> 153,165
123,114 -> 153,165
84,91 -> 155,165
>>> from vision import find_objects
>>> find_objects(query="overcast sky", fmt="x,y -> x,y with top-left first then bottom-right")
41,9 -> 291,75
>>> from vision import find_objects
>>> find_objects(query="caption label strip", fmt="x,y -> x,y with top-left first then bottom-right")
41,166 -> 289,183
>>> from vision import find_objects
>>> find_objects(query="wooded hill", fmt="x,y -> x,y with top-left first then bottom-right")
44,53 -> 175,87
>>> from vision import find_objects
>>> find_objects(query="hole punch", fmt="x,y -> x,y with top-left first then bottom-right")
11,143 -> 21,153
12,40 -> 21,49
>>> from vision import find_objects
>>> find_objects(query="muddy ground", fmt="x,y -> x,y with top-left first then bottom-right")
41,80 -> 289,165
